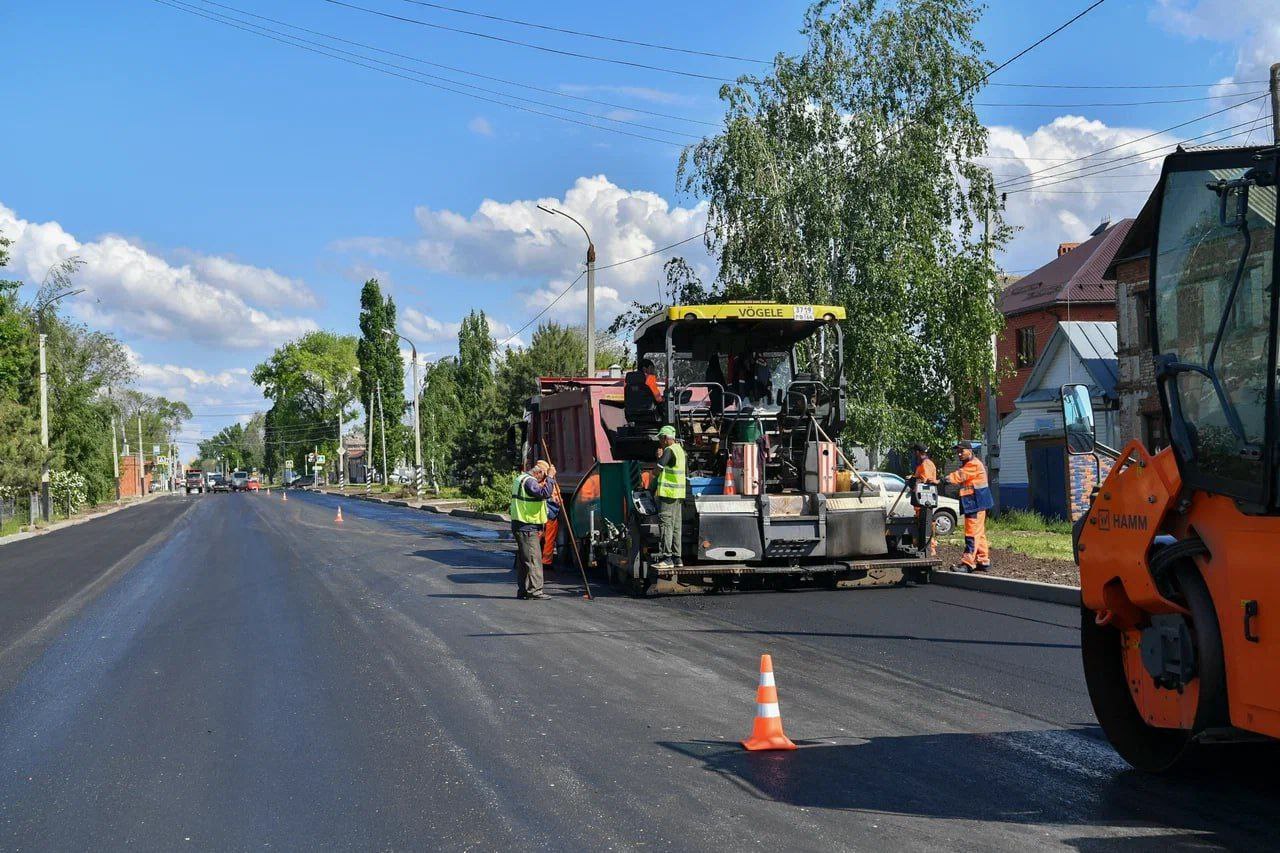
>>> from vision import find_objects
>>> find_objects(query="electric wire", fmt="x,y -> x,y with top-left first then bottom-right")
499,271 -> 586,347
988,78 -> 1267,90
152,0 -> 689,146
319,0 -> 734,82
996,96 -> 1270,189
395,0 -> 770,64
158,0 -> 698,142
974,90 -> 1264,108
190,0 -> 718,127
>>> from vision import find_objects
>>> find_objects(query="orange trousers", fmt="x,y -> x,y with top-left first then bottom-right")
962,511 -> 989,568
542,516 -> 559,566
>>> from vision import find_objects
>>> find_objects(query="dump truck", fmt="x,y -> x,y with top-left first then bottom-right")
537,303 -> 938,595
1066,142 -> 1280,770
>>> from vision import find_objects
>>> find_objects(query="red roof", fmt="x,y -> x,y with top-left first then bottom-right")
999,219 -> 1134,317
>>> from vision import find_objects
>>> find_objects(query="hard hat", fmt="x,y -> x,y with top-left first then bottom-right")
658,425 -> 677,439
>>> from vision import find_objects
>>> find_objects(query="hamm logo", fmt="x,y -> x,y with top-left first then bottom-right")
1097,509 -> 1148,532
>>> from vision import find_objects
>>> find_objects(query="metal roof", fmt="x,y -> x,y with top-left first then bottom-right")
998,220 -> 1133,317
1015,320 -> 1118,404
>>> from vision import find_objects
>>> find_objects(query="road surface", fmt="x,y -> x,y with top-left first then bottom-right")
0,491 -> 1275,851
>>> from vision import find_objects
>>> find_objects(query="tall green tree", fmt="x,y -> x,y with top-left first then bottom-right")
452,310 -> 498,487
252,330 -> 359,475
681,0 -> 1007,450
420,357 -> 463,491
355,279 -> 408,468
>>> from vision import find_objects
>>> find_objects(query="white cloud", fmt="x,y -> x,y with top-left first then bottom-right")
401,306 -> 520,347
0,203 -> 318,349
986,116 -> 1176,272
338,175 -> 710,326
467,116 -> 494,137
124,345 -> 258,405
181,252 -> 318,309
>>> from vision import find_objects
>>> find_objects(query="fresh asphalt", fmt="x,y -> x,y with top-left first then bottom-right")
0,491 -> 1275,851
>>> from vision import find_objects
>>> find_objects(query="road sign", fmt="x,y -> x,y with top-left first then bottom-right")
315,454 -> 326,464
285,459 -> 294,469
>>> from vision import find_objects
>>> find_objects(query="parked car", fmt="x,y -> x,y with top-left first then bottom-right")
859,470 -> 960,535
184,470 -> 206,494
230,471 -> 250,492
246,476 -> 260,492
288,475 -> 315,489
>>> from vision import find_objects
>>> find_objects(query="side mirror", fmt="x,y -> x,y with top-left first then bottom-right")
1060,383 -> 1096,455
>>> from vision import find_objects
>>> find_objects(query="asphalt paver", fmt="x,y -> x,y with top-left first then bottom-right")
0,491 -> 1275,851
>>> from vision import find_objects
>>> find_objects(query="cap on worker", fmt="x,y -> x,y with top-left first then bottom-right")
658,425 -> 677,439
954,440 -> 974,451
911,442 -> 928,453
532,459 -> 551,474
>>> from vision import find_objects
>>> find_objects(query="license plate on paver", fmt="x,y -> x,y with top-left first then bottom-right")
794,305 -> 814,321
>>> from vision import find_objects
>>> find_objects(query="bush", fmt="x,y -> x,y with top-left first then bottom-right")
994,508 -> 1073,535
50,469 -> 89,515
470,471 -> 515,515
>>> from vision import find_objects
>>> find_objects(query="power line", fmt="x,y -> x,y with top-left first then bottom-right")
320,0 -> 733,82
996,95 -> 1269,189
190,0 -> 718,128
989,78 -> 1267,90
1004,120 -> 1271,194
983,1 -> 1109,82
499,271 -> 586,347
396,0 -> 770,65
975,90 -> 1264,108
593,230 -> 711,271
153,0 -> 688,146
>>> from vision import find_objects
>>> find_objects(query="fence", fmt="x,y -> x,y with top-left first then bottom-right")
0,493 -> 37,530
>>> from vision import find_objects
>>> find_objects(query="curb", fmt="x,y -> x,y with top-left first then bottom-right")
0,491 -> 180,549
932,570 -> 1080,606
450,508 -> 510,524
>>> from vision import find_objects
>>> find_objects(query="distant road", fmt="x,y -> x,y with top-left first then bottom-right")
0,491 -> 1274,850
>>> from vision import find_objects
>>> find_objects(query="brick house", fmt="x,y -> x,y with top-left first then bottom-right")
996,219 -> 1133,419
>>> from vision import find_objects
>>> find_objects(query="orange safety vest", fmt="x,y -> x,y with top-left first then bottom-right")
914,458 -> 938,483
947,457 -> 994,514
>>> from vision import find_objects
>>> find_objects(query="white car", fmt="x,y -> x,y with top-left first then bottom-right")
859,471 -> 960,536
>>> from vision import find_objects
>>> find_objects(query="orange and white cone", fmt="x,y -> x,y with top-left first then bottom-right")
742,654 -> 796,751
335,506 -> 343,525
282,490 -> 287,502
723,463 -> 737,496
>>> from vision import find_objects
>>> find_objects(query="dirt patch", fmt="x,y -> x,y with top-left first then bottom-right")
936,542 -> 1079,587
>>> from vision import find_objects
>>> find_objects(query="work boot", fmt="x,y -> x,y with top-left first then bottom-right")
672,557 -> 684,568
516,591 -> 527,600
951,563 -> 972,574
650,558 -> 674,570
528,591 -> 551,600
975,563 -> 992,573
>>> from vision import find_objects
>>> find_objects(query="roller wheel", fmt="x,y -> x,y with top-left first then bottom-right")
1081,561 -> 1226,772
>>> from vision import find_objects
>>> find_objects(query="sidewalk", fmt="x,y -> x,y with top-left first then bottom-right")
0,490 -> 181,548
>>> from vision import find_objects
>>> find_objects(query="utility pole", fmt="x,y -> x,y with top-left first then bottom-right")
384,329 -> 423,497
537,205 -> 596,375
137,415 -> 144,497
38,333 -> 50,522
337,408 -> 345,491
983,202 -> 1001,514
1271,63 -> 1280,144
366,386 -> 375,495
376,380 -> 388,490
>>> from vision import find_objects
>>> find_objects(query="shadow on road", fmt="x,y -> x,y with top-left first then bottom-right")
658,729 -> 1278,849
467,625 -> 1078,650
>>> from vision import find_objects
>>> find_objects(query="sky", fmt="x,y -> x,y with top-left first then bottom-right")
1,0 -> 1275,453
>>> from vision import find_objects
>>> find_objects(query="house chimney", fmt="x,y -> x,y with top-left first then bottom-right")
1057,242 -> 1080,257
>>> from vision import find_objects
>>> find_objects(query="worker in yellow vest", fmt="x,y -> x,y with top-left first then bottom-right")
510,459 -> 556,599
651,425 -> 686,570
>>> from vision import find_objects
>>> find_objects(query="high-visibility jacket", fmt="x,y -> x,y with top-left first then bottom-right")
656,442 -> 687,499
510,473 -> 548,525
947,457 -> 994,515
914,458 -> 938,483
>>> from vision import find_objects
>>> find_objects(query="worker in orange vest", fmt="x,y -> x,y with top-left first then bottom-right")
911,443 -> 938,558
946,440 -> 993,573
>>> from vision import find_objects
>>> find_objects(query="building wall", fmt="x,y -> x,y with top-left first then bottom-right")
1114,256 -> 1162,448
117,455 -> 151,498
997,303 -> 1116,418
1069,452 -> 1115,522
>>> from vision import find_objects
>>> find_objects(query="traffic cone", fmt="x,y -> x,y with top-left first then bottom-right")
335,506 -> 343,525
723,462 -> 737,496
282,490 -> 287,502
742,654 -> 796,751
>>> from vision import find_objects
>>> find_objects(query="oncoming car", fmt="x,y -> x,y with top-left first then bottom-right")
859,470 -> 960,536
230,471 -> 250,492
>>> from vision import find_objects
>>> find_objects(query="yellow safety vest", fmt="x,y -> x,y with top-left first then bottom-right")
656,443 -> 687,499
510,473 -> 548,524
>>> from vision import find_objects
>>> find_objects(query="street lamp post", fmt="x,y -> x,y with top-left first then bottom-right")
537,205 -> 596,376
385,328 -> 424,497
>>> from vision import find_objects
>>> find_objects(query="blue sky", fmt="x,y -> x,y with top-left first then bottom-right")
1,0 -> 1273,448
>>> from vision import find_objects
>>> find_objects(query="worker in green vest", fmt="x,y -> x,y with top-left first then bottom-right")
651,425 -> 686,570
510,459 -> 556,600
